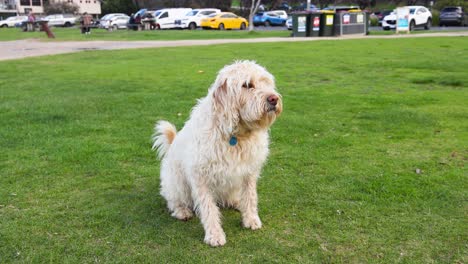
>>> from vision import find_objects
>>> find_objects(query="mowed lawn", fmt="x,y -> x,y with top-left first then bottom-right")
0,37 -> 467,263
0,27 -> 290,41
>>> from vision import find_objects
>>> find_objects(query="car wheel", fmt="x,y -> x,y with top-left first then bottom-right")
219,23 -> 225,30
264,20 -> 270,27
424,18 -> 431,30
188,22 -> 196,30
64,22 -> 72,27
409,20 -> 415,31
383,27 -> 390,31
240,22 -> 246,30
112,24 -> 118,31
0,24 -> 7,28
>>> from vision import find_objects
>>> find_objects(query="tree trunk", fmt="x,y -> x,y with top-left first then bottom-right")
248,0 -> 261,31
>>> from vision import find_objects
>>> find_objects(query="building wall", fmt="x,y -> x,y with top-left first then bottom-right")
15,0 -> 44,14
12,0 -> 101,15
65,0 -> 101,15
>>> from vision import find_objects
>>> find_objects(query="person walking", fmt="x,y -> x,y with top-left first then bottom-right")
27,11 -> 35,32
82,12 -> 93,35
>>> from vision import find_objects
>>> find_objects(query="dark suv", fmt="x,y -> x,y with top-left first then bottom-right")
439,6 -> 467,26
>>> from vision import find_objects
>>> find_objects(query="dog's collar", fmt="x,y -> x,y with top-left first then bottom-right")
229,136 -> 238,146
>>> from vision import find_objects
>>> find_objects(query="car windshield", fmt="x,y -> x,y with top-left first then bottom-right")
207,13 -> 217,17
442,7 -> 459,12
186,10 -> 198,16
101,14 -> 116,20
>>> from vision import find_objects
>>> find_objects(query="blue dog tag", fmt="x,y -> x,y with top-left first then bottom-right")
229,136 -> 238,146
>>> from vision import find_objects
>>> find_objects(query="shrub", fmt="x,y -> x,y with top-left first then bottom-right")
431,10 -> 440,26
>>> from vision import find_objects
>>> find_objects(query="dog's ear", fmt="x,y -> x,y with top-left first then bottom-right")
213,80 -> 227,107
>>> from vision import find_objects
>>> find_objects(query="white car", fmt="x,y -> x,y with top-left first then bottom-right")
286,17 -> 292,30
271,10 -> 288,20
176,8 -> 220,29
152,8 -> 192,29
43,14 -> 77,27
382,6 -> 432,31
99,15 -> 130,30
0,16 -> 27,28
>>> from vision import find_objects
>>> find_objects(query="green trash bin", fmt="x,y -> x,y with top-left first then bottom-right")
319,11 -> 335,36
308,12 -> 321,37
292,13 -> 309,37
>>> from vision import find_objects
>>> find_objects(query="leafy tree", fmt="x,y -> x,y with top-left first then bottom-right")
43,2 -> 80,14
356,0 -> 376,9
434,0 -> 468,10
101,0 -> 137,15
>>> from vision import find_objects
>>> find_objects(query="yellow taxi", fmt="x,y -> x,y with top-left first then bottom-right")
201,12 -> 248,30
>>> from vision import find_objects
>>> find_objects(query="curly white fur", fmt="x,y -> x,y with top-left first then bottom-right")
152,60 -> 282,247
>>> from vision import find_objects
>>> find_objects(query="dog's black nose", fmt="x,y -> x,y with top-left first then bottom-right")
267,95 -> 278,106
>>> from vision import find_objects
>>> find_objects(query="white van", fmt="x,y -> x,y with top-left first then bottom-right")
152,8 -> 192,29
176,8 -> 221,29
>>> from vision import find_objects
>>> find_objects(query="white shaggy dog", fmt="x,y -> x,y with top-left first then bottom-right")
152,60 -> 282,247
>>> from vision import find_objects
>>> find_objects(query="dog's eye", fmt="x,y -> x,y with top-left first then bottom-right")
242,82 -> 255,89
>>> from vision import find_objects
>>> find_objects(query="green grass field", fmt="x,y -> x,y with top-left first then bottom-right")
1,26 -> 464,42
0,27 -> 290,41
0,37 -> 467,263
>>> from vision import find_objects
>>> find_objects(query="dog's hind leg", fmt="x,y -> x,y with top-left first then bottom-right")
170,203 -> 193,221
239,175 -> 262,230
160,163 -> 194,221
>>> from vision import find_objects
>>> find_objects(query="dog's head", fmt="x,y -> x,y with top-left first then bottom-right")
210,60 -> 282,132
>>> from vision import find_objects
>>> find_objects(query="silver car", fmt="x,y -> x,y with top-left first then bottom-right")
99,15 -> 130,30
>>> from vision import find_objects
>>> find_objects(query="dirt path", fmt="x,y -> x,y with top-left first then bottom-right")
1,32 -> 467,61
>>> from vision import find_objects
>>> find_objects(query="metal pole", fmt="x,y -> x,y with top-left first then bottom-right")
307,0 -> 310,11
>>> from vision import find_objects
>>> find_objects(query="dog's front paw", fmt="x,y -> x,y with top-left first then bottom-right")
204,230 -> 226,247
243,215 -> 262,230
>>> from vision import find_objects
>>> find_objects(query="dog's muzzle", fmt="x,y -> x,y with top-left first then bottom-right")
267,95 -> 279,112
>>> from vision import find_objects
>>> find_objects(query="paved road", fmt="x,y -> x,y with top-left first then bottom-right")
1,31 -> 467,61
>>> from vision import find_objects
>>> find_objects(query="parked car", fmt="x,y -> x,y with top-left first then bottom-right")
382,6 -> 432,31
176,8 -> 221,29
42,14 -> 77,27
439,6 -> 468,26
271,10 -> 288,20
285,17 -> 292,30
277,1 -> 291,12
99,15 -> 130,30
151,8 -> 192,29
100,13 -> 126,20
253,11 -> 287,26
322,6 -> 361,12
293,3 -> 318,11
373,10 -> 392,26
201,12 -> 248,30
0,16 -> 27,28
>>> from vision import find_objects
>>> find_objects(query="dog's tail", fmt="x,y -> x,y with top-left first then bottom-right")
152,120 -> 177,159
